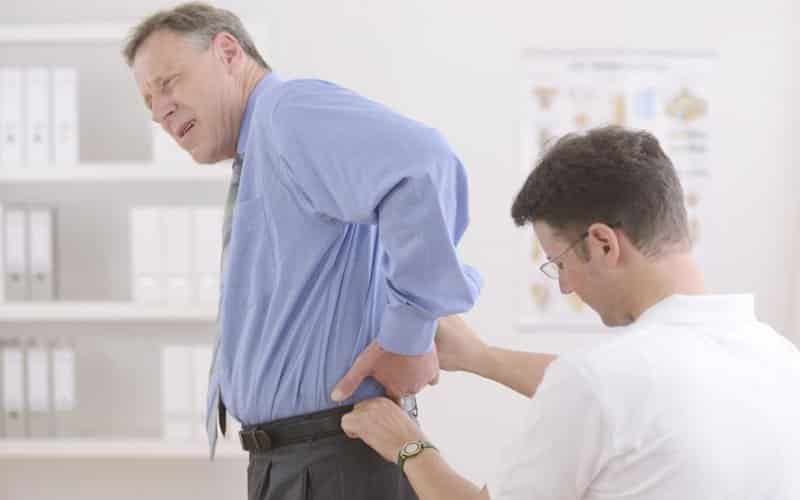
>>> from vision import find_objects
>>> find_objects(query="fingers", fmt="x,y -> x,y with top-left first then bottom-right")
331,342 -> 382,402
340,412 -> 359,438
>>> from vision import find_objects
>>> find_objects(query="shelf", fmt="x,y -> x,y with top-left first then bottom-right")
0,24 -> 129,43
0,164 -> 231,184
0,302 -> 218,322
0,438 -> 246,459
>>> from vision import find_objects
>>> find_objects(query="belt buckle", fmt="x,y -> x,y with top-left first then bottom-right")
400,395 -> 418,419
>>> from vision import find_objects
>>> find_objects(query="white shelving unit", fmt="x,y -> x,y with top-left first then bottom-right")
0,23 -> 230,468
0,164 -> 231,184
0,438 -> 246,459
0,24 -> 130,43
0,302 -> 217,322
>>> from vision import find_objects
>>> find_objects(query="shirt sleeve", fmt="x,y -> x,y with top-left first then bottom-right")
271,80 -> 482,355
487,359 -> 614,500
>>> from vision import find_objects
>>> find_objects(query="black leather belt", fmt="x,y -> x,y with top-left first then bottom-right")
239,405 -> 354,453
239,397 -> 419,453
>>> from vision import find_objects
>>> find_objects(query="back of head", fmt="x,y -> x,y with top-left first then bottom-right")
512,126 -> 690,257
122,2 -> 269,69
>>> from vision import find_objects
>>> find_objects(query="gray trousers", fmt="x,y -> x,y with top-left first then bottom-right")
247,433 -> 418,500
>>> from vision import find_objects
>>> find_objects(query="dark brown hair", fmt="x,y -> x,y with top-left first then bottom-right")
511,126 -> 690,256
123,2 -> 269,70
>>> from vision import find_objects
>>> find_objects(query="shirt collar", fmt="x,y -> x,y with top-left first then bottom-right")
236,71 -> 283,156
636,294 -> 756,327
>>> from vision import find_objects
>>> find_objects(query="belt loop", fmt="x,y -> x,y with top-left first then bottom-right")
254,430 -> 273,450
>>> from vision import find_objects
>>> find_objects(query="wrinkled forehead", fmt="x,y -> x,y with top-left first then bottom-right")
131,30 -> 199,89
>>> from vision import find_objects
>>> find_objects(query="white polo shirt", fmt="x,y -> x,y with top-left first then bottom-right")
489,294 -> 800,500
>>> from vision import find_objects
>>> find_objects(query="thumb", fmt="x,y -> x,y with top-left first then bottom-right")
332,342 -> 381,402
340,413 -> 360,439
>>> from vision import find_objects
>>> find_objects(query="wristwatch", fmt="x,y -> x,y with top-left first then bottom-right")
397,440 -> 437,474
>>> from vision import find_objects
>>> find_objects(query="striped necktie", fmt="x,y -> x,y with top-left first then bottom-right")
206,153 -> 242,457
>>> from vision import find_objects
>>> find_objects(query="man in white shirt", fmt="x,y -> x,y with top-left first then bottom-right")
340,126 -> 800,500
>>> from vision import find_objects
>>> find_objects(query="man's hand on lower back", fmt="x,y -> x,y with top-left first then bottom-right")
331,340 -> 439,402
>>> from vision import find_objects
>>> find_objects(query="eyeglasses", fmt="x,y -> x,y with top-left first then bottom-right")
539,223 -> 621,280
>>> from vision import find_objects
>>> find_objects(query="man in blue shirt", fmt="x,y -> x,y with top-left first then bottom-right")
124,3 -> 481,498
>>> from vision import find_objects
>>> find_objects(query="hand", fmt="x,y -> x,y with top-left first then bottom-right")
341,397 -> 426,463
435,315 -> 489,373
331,340 -> 439,402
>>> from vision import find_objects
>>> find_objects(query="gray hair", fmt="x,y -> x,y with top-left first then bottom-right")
122,2 -> 269,69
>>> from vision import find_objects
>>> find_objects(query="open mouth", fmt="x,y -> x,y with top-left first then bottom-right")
178,120 -> 196,139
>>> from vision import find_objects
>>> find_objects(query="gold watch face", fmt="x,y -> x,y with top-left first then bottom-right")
402,442 -> 422,456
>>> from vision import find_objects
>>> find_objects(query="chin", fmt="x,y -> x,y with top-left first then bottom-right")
189,149 -> 217,165
599,313 -> 633,328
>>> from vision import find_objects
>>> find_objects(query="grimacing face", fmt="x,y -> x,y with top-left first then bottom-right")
132,29 -> 240,164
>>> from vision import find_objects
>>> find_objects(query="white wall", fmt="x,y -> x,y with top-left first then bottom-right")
4,0 -> 798,496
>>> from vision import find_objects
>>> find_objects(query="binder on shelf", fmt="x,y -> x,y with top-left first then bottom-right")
193,207 -> 223,304
160,344 -> 193,440
0,203 -> 5,303
25,67 -> 51,167
51,337 -> 77,438
130,207 -> 164,303
191,344 -> 212,439
0,338 -> 4,437
4,207 -> 29,301
2,339 -> 26,438
26,338 -> 52,438
0,68 -> 24,166
28,207 -> 55,301
162,207 -> 192,305
52,67 -> 79,166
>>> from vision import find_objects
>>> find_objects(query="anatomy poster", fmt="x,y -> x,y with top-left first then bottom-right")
517,49 -> 714,331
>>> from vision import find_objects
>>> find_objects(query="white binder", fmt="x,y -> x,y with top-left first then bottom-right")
0,203 -> 5,303
51,337 -> 77,437
52,67 -> 79,166
26,339 -> 52,437
191,344 -> 213,439
192,207 -> 223,304
4,207 -> 29,301
25,67 -> 51,167
28,207 -> 55,301
160,345 -> 192,440
130,207 -> 164,303
162,207 -> 192,305
2,339 -> 26,437
0,68 -> 24,166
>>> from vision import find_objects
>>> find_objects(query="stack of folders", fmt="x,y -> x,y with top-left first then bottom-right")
0,337 -> 77,439
130,206 -> 223,306
0,204 -> 57,302
0,66 -> 79,168
160,343 -> 226,441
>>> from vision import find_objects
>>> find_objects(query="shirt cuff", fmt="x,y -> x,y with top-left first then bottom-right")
376,302 -> 437,355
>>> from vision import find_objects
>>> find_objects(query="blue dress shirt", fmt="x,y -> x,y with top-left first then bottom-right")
212,73 -> 482,425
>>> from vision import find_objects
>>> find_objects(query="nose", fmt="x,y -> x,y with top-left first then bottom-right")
151,95 -> 176,127
558,273 -> 572,295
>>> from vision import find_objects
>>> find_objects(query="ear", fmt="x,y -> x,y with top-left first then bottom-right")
212,32 -> 243,69
586,222 -> 621,266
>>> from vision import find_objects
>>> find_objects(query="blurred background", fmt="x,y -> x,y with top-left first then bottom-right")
1,1 -> 798,499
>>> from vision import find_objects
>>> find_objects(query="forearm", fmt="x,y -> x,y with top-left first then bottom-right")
472,347 -> 557,397
376,173 -> 481,355
405,450 -> 490,500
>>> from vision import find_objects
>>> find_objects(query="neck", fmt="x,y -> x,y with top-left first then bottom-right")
240,63 -> 268,104
625,251 -> 706,322
227,63 -> 268,159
